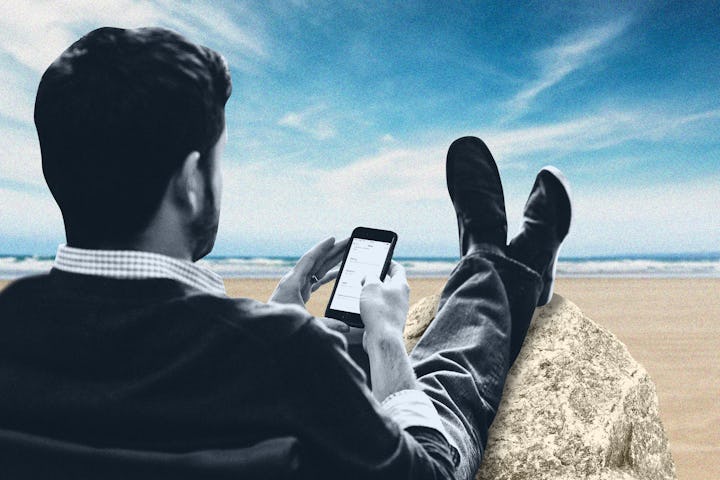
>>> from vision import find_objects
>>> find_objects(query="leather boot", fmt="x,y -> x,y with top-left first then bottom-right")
446,136 -> 507,256
507,166 -> 572,306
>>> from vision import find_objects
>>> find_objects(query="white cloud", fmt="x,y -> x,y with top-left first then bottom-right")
569,177 -> 720,255
217,148 -> 458,255
0,0 -> 267,73
0,126 -> 45,187
214,146 -> 719,257
3,88 -> 717,256
0,0 -> 161,74
153,0 -> 269,72
165,1 -> 267,58
215,102 -> 720,256
484,106 -> 720,162
6,135 -> 715,258
0,63 -> 37,126
670,108 -> 720,129
2,111 -> 716,257
0,188 -> 63,239
506,18 -> 631,117
0,0 -> 270,126
277,104 -> 337,140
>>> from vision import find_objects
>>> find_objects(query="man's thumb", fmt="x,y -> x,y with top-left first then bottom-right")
361,274 -> 381,287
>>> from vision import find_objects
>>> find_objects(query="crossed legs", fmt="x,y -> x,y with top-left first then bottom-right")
410,251 -> 541,478
409,136 -> 572,479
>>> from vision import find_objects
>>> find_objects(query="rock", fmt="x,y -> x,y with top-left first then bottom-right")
404,294 -> 440,352
404,293 -> 677,480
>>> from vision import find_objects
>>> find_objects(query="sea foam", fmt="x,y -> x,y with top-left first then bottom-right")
1,254 -> 718,280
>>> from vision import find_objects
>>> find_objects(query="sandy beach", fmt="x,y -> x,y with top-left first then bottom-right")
1,277 -> 717,479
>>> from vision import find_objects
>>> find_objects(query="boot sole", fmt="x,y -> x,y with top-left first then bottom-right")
537,166 -> 573,305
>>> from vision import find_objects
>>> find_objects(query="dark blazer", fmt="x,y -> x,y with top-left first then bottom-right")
0,270 -> 454,479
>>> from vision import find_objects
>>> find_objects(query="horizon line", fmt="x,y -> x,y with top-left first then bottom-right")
1,251 -> 719,261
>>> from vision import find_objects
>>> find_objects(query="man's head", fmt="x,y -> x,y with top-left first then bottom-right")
34,27 -> 232,259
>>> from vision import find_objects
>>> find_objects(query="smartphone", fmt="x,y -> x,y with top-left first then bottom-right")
325,227 -> 398,328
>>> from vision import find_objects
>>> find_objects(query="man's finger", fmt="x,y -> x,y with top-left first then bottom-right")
310,268 -> 339,292
318,317 -> 350,333
387,261 -> 408,286
316,237 -> 349,277
361,274 -> 382,287
295,237 -> 335,277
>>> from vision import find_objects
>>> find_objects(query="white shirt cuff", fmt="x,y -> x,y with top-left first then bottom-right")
381,389 -> 460,465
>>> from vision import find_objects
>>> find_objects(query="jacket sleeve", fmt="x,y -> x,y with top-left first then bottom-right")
279,317 -> 457,480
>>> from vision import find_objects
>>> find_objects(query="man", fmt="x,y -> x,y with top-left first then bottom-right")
0,27 -> 571,479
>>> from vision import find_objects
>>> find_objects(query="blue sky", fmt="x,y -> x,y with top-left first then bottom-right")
0,1 -> 718,257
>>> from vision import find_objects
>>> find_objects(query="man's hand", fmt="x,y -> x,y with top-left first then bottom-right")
269,236 -> 349,308
359,261 -> 410,349
359,261 -> 416,401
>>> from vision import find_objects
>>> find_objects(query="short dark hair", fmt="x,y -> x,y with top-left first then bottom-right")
34,27 -> 232,245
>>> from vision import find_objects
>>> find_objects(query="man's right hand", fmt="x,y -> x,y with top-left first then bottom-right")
359,261 -> 410,350
359,261 -> 417,402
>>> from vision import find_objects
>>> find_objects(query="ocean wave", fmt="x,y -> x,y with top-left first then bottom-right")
0,256 -> 55,279
199,257 -> 296,277
1,255 -> 718,280
557,259 -> 720,277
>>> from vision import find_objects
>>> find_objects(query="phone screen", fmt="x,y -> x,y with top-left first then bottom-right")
328,237 -> 392,314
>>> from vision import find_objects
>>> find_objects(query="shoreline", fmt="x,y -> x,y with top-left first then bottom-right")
1,252 -> 718,279
1,277 -> 717,478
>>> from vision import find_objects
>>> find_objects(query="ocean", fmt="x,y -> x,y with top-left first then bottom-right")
1,253 -> 718,280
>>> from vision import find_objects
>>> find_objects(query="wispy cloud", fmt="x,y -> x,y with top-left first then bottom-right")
215,130 -> 720,256
156,0 -> 270,72
671,108 -> 720,128
298,105 -> 720,201
0,66 -> 36,126
0,0 -> 268,74
486,106 -> 720,161
278,104 -> 337,140
217,154 -> 458,256
0,187 -> 63,240
0,0 -> 287,198
222,102 -> 720,252
4,55 -> 718,253
0,0 -> 270,126
1,0 -> 160,74
3,102 -> 718,256
0,126 -> 45,187
505,18 -> 632,118
1,3 -> 717,257
571,176 -> 720,255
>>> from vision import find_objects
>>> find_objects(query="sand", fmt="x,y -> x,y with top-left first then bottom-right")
553,278 -> 719,480
1,277 -> 717,479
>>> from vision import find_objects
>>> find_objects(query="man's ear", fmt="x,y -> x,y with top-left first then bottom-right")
170,151 -> 203,214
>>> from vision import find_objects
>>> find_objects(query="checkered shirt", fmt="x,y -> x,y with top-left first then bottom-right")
53,244 -> 226,297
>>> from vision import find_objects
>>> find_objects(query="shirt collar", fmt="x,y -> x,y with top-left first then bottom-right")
53,244 -> 226,297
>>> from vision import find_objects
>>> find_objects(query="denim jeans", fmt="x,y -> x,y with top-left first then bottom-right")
409,248 -> 542,480
343,248 -> 542,479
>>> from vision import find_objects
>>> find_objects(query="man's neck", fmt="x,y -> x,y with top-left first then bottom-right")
65,202 -> 201,262
67,233 -> 193,262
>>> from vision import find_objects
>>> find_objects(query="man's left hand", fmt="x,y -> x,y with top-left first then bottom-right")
269,236 -> 349,309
